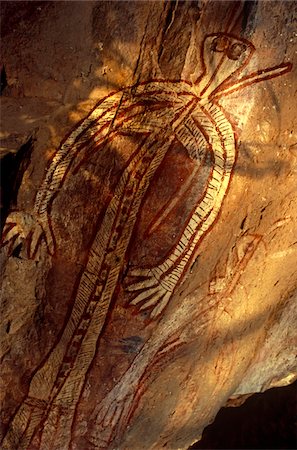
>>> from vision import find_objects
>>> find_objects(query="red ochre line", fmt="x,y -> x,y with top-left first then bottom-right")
46,100 -> 141,178
144,349 -> 185,389
132,88 -> 196,100
73,128 -> 125,177
57,78 -> 180,147
118,371 -> 148,435
164,206 -> 213,285
43,114 -> 141,217
42,136 -> 149,375
143,108 -> 207,236
120,302 -> 222,433
212,62 -> 292,100
170,97 -> 198,128
113,133 -> 151,181
37,84 -> 197,218
226,235 -> 262,297
200,49 -> 229,97
51,282 -> 109,394
122,338 -> 186,432
44,101 -> 118,178
149,170 -> 215,271
144,163 -> 201,239
50,161 -> 170,423
33,421 -> 45,449
75,144 -> 181,390
129,98 -> 201,241
3,233 -> 18,256
66,102 -> 120,146
65,80 -> 192,140
19,407 -> 33,445
149,174 -> 216,269
103,138 -> 152,255
107,141 -> 171,268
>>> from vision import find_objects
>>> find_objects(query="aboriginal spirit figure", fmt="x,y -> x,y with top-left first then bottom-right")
2,33 -> 291,449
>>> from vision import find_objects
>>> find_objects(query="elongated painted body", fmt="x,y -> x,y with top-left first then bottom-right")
1,33 -> 291,450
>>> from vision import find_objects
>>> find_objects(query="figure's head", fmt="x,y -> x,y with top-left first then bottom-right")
198,33 -> 255,98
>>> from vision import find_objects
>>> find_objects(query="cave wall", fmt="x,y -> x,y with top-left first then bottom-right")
0,1 -> 296,449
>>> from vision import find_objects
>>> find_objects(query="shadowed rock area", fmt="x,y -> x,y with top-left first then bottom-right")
191,380 -> 297,449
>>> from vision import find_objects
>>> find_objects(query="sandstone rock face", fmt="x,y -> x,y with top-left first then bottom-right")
1,1 -> 296,449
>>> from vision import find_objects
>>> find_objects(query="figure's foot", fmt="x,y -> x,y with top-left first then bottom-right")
89,383 -> 135,448
1,396 -> 47,450
1,211 -> 55,258
38,402 -> 76,450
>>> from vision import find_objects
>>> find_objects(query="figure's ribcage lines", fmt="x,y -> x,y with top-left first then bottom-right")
207,103 -> 235,170
132,80 -> 193,102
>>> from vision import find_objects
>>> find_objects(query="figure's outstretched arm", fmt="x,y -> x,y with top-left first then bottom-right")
126,103 -> 235,318
2,91 -> 125,257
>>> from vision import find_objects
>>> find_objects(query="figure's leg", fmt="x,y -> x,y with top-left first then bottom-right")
36,129 -> 176,449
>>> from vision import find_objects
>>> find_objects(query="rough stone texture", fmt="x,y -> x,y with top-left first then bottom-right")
0,1 -> 296,449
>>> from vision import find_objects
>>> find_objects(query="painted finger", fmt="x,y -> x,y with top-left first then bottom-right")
150,291 -> 172,318
130,286 -> 160,306
126,276 -> 157,292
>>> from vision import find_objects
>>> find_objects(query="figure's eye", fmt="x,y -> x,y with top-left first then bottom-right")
211,36 -> 230,52
227,43 -> 247,61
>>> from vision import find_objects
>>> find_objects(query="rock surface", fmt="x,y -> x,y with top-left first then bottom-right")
0,1 -> 296,449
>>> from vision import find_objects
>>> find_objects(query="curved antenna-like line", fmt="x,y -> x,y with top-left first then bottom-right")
212,62 -> 292,99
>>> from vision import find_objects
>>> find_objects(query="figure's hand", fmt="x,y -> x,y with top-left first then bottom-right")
1,211 -> 55,258
125,267 -> 173,318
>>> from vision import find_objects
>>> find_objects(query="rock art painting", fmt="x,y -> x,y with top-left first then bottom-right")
88,235 -> 264,448
1,29 -> 292,450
